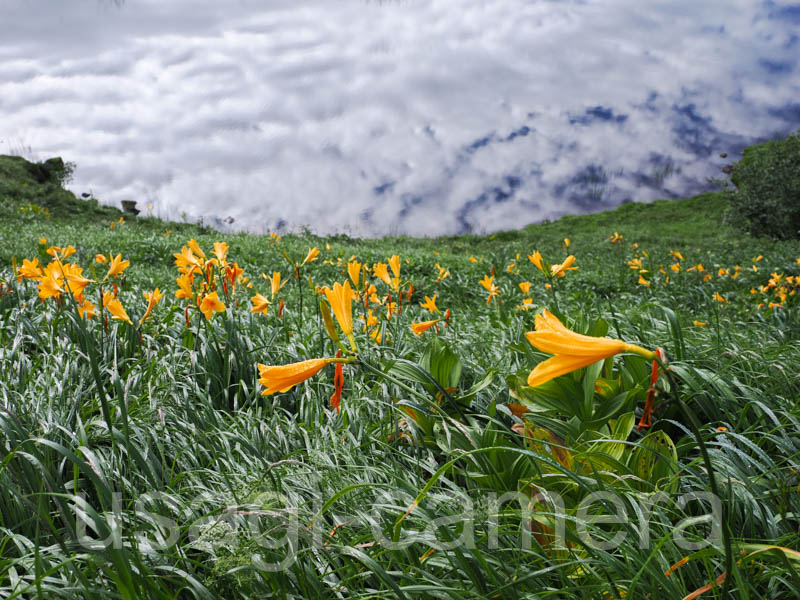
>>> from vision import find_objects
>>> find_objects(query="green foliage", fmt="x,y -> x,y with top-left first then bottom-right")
1,153 -> 800,598
727,129 -> 800,239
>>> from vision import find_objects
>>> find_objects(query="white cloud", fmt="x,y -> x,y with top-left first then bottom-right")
0,0 -> 797,235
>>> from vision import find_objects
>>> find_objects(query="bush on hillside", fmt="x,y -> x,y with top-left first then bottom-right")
726,130 -> 800,240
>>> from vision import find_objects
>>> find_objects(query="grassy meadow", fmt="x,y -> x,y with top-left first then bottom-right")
1,153 -> 800,599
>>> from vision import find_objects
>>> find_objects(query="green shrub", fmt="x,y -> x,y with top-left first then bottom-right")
726,129 -> 800,239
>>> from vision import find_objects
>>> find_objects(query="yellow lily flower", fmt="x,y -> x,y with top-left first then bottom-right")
37,270 -> 64,301
551,255 -> 577,277
528,251 -> 545,272
175,273 -> 194,300
348,261 -> 362,287
213,241 -> 229,263
479,274 -> 500,304
373,262 -> 392,288
46,245 -> 76,259
519,281 -> 531,295
17,258 -> 43,280
173,246 -> 202,273
525,310 -> 655,387
323,281 -> 356,346
77,298 -> 97,319
199,291 -> 226,320
302,247 -> 320,266
225,262 -> 244,287
106,297 -> 132,325
270,271 -> 288,297
638,275 -> 650,287
411,319 -> 440,336
105,253 -> 130,279
57,263 -> 91,299
388,255 -> 401,279
563,238 -> 570,249
257,357 -> 335,395
434,263 -> 450,282
250,292 -> 271,315
187,239 -> 206,259
420,294 -> 439,313
139,288 -> 164,324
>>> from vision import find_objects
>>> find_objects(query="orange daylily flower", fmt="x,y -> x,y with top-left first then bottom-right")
257,358 -> 335,395
37,269 -> 64,300
301,247 -> 320,266
525,310 -> 655,387
139,288 -> 164,324
480,274 -> 500,304
187,239 -> 205,259
528,251 -> 545,272
199,291 -> 226,320
519,281 -> 532,295
373,262 -> 392,288
388,255 -> 401,280
173,246 -> 202,273
212,241 -> 229,263
105,253 -> 130,279
551,255 -> 577,277
323,281 -> 356,347
250,293 -> 271,315
77,298 -> 97,319
175,273 -> 194,300
17,258 -> 43,280
411,319 -> 441,336
46,245 -> 76,259
269,271 -> 288,297
434,263 -> 450,282
106,297 -> 132,325
420,294 -> 439,313
59,263 -> 92,299
348,261 -> 362,287
225,262 -> 244,287
95,254 -> 107,263
479,275 -> 495,291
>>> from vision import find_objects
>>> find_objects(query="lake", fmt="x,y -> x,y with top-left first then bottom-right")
1,0 -> 798,236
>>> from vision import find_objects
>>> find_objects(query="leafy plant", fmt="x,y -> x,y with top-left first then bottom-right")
726,129 -> 800,239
